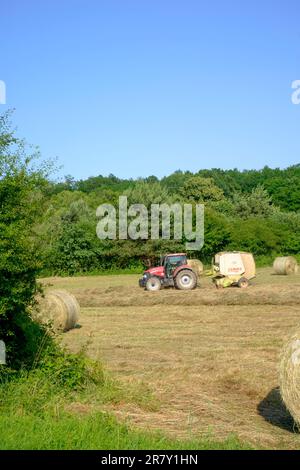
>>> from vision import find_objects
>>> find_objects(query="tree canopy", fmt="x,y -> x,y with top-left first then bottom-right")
1,111 -> 300,278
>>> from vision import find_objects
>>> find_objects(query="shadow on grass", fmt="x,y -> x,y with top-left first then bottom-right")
257,387 -> 298,433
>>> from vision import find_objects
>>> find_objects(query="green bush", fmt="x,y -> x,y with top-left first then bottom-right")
37,348 -> 104,390
0,112 -> 52,366
226,217 -> 284,256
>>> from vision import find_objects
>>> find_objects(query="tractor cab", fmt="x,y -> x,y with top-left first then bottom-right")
161,254 -> 187,278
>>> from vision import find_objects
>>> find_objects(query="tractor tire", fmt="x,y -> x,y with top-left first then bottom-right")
145,277 -> 161,291
238,277 -> 249,288
174,269 -> 197,290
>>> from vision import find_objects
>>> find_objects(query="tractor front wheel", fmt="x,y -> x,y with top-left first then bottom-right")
145,277 -> 161,291
174,269 -> 197,290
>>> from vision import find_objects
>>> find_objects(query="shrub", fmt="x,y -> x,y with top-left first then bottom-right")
0,111 -> 51,366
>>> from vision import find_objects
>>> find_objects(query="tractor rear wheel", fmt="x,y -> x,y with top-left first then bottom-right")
174,269 -> 197,290
238,277 -> 249,288
145,277 -> 161,291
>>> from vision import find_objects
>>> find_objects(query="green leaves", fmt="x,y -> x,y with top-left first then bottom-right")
179,176 -> 225,203
0,111 -> 50,366
231,185 -> 277,219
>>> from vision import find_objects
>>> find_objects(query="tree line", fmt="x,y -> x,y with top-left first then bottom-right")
2,111 -> 300,279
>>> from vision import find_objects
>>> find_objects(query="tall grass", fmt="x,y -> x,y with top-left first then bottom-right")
0,341 -> 251,450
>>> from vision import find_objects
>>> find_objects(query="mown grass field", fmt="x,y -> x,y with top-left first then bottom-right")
35,267 -> 300,449
0,329 -> 248,451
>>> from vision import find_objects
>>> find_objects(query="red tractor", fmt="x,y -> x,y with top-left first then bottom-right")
139,253 -> 197,291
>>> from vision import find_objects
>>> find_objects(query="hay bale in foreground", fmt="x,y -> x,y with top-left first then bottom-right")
32,290 -> 79,332
280,328 -> 300,427
187,259 -> 204,277
273,256 -> 298,275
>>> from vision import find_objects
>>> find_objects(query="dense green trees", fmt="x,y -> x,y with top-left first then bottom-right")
231,186 -> 276,219
179,176 -> 225,203
38,169 -> 299,273
1,111 -> 299,278
37,162 -> 300,273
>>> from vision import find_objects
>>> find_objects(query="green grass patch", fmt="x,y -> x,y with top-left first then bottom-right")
0,412 -> 251,450
0,340 -> 252,450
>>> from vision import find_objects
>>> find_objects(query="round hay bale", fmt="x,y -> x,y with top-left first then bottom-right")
280,328 -> 300,427
187,259 -> 204,277
32,290 -> 79,332
273,256 -> 298,275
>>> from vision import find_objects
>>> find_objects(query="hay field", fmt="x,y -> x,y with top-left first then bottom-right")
41,268 -> 300,449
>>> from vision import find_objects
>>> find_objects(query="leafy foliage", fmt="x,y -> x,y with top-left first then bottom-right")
0,112 -> 51,365
1,111 -> 300,279
232,185 -> 277,219
180,176 -> 225,203
39,166 -> 300,271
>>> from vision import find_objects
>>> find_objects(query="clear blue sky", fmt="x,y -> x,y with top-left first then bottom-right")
1,0 -> 300,180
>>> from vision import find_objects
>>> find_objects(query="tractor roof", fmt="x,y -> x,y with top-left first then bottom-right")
166,253 -> 187,257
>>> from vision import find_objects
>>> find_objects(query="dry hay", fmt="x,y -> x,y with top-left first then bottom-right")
279,327 -> 300,428
239,252 -> 256,280
273,257 -> 298,275
74,284 -> 300,308
62,302 -> 300,449
187,259 -> 204,278
32,290 -> 80,332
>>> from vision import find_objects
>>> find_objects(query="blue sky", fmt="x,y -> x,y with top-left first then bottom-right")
1,0 -> 300,180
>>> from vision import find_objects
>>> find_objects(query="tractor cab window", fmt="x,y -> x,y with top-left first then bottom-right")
165,255 -> 187,277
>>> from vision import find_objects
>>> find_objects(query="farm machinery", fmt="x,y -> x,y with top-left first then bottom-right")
211,251 -> 256,288
139,253 -> 198,291
139,251 -> 255,291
